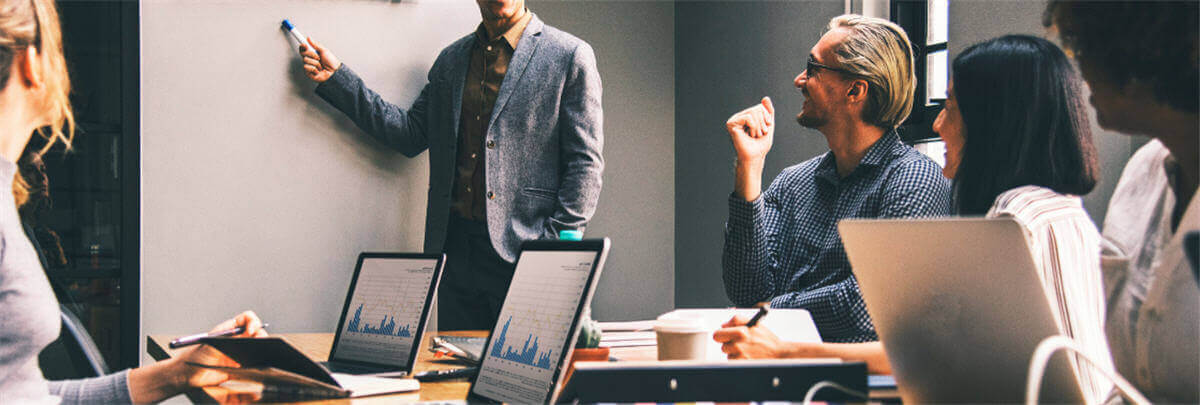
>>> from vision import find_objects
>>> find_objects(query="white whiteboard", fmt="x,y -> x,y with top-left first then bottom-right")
140,0 -> 479,338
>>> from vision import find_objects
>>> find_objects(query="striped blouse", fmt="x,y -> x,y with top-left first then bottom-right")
987,185 -> 1115,404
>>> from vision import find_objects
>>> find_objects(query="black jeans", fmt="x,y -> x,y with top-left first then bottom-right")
438,215 -> 516,330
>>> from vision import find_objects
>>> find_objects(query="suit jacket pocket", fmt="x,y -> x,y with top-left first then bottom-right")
520,187 -> 558,202
514,188 -> 557,239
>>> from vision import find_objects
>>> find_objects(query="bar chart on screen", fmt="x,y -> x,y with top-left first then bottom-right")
474,250 -> 597,403
333,259 -> 437,364
490,316 -> 555,369
345,303 -> 415,337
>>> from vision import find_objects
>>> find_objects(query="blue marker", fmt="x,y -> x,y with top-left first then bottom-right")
281,19 -> 308,50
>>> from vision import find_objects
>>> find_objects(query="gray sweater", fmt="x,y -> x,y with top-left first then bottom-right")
0,158 -> 131,404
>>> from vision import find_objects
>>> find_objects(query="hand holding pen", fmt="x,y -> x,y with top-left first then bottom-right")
744,304 -> 770,328
281,19 -> 341,83
149,311 -> 271,398
170,312 -> 269,348
712,304 -> 784,359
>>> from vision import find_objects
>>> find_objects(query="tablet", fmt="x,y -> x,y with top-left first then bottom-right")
466,238 -> 610,404
326,252 -> 445,375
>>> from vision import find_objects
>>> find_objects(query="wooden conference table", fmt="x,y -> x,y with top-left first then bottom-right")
148,331 -> 658,403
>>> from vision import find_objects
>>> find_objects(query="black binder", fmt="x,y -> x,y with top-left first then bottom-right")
559,359 -> 867,403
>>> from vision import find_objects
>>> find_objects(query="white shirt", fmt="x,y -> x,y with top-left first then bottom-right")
988,185 -> 1115,404
1101,139 -> 1199,402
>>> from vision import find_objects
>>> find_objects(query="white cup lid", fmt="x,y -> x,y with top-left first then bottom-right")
654,313 -> 714,333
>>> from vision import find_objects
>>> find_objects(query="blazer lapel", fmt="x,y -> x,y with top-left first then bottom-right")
487,14 -> 544,133
448,37 -> 472,146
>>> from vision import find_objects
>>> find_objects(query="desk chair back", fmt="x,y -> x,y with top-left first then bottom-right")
38,304 -> 111,380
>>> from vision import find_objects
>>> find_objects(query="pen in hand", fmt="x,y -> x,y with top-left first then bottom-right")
169,323 -> 269,349
745,304 -> 769,328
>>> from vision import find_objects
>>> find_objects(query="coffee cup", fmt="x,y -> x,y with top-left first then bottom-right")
654,313 -> 713,360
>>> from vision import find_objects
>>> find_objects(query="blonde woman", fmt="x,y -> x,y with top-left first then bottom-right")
0,1 -> 266,403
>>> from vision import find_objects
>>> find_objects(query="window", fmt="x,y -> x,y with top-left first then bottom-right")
38,0 -> 140,369
892,0 -> 949,143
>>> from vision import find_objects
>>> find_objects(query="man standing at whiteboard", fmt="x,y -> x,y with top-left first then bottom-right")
298,0 -> 603,330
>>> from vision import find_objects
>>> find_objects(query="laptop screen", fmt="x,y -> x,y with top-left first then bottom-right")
330,254 -> 442,369
470,244 -> 606,404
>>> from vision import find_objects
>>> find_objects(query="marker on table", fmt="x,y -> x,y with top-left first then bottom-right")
169,323 -> 269,349
281,19 -> 308,50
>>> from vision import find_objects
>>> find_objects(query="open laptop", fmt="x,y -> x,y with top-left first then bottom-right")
465,238 -> 610,404
839,218 -> 1085,403
322,252 -> 445,376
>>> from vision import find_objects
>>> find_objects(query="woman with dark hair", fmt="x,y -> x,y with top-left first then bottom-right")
1045,2 -> 1198,402
940,35 -> 1098,216
934,34 -> 1113,402
713,35 -> 1115,403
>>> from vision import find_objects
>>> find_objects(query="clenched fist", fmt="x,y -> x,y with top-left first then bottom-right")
726,96 -> 775,165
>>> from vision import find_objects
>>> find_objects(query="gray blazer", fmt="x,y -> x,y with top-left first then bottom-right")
316,14 -> 603,262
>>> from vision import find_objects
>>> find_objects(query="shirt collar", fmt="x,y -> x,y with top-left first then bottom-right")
474,10 -> 533,49
858,129 -> 904,168
814,152 -> 840,185
814,129 -> 904,185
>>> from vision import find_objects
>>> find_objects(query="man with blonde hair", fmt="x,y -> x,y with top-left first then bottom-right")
719,14 -> 951,350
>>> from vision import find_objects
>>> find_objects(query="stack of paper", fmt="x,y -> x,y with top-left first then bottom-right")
597,320 -> 656,348
599,331 -> 657,348
597,320 -> 655,332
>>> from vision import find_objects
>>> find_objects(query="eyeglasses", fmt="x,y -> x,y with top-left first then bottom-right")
806,55 -> 857,77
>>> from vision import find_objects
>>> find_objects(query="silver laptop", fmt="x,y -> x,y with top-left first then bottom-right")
839,218 -> 1084,403
323,252 -> 445,376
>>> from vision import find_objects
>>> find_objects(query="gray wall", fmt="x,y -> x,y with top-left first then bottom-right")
949,0 -> 1140,225
675,1 -> 844,307
141,0 -> 675,346
529,1 -> 676,321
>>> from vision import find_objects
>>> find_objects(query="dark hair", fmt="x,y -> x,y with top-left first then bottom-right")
1044,1 -> 1199,113
951,35 -> 1098,215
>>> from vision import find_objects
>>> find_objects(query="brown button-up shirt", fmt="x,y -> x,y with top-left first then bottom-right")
453,12 -> 532,221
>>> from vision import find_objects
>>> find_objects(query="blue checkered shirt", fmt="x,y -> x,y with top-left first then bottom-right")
723,130 -> 952,343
